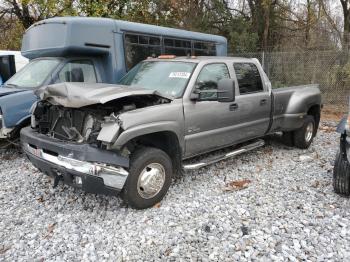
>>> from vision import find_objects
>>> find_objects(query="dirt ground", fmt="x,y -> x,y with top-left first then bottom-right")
322,104 -> 348,122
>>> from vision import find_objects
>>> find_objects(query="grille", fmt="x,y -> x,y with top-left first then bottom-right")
37,106 -> 101,142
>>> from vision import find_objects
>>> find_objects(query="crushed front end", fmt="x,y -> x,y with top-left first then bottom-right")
21,83 -> 171,195
21,100 -> 131,194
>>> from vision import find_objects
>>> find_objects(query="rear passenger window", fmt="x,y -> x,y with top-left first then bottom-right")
233,63 -> 263,95
57,60 -> 97,83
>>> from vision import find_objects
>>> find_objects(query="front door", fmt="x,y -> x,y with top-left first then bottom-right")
184,63 -> 239,157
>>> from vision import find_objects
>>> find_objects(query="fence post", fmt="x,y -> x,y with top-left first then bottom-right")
262,51 -> 265,71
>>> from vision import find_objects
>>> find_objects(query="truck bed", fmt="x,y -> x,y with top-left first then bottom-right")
270,84 -> 321,132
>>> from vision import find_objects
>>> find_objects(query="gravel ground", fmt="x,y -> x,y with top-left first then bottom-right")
1,121 -> 350,261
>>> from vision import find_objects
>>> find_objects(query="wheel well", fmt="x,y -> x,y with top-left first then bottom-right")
126,131 -> 183,176
9,117 -> 31,139
307,105 -> 321,134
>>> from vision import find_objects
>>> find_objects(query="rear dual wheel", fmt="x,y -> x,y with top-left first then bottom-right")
293,115 -> 316,149
122,147 -> 173,209
282,115 -> 316,149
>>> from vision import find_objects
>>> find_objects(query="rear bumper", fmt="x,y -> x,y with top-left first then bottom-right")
21,127 -> 129,194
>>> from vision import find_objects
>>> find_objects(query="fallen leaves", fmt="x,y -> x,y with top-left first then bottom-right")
43,222 -> 57,239
311,181 -> 320,188
153,202 -> 161,208
223,179 -> 252,192
36,195 -> 44,203
164,247 -> 172,256
0,245 -> 11,254
319,125 -> 336,133
263,147 -> 274,155
255,165 -> 263,172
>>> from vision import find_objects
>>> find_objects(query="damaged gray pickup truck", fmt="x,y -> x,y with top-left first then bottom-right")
21,56 -> 322,209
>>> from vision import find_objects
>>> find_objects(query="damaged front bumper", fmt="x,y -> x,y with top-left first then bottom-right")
0,114 -> 13,139
0,127 -> 13,139
20,127 -> 129,195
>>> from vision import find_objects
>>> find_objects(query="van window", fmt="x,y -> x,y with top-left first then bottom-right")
233,63 -> 263,95
5,58 -> 60,89
124,33 -> 162,70
124,33 -> 219,71
57,60 -> 97,83
193,41 -> 216,56
164,38 -> 191,56
195,63 -> 230,100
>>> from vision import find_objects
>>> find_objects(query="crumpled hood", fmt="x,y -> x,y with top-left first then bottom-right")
0,86 -> 26,97
35,82 -> 171,108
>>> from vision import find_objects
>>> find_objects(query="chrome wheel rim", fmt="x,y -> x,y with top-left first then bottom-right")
305,122 -> 314,143
137,163 -> 166,199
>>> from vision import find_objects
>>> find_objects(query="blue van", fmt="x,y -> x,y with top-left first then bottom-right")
0,17 -> 227,139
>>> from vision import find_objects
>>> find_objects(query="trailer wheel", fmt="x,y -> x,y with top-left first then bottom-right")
293,115 -> 315,149
333,150 -> 350,196
122,147 -> 172,209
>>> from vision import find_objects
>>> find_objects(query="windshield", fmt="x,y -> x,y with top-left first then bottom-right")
119,61 -> 196,98
5,58 -> 60,89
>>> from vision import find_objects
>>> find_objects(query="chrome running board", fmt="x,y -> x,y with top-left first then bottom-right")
183,139 -> 265,170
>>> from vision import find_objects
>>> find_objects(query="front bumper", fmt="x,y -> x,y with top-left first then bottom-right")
0,114 -> 13,138
21,127 -> 129,194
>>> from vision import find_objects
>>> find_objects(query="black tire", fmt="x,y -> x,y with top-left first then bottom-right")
293,115 -> 316,149
333,150 -> 350,196
281,131 -> 294,147
122,147 -> 173,209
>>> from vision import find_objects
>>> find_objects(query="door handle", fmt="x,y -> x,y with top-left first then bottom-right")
260,99 -> 267,105
229,103 -> 239,111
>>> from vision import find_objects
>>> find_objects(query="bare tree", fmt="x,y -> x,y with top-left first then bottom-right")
0,0 -> 75,29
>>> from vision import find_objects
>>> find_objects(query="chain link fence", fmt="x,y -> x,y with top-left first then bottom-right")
231,50 -> 350,113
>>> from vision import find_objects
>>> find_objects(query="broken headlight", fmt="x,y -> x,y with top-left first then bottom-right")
30,102 -> 38,128
96,113 -> 122,143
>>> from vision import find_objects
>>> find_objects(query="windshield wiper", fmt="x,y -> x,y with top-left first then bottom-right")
5,83 -> 19,88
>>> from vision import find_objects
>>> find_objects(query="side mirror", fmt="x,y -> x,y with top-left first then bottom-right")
190,88 -> 200,100
217,79 -> 235,102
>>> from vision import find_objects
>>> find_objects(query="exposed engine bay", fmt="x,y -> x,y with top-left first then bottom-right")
32,95 -> 170,146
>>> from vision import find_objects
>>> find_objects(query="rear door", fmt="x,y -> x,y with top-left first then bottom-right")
232,62 -> 271,139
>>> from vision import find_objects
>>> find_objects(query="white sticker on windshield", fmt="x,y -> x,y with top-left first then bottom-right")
169,72 -> 191,79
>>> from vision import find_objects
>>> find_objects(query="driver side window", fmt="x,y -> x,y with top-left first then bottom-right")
56,60 -> 97,83
195,63 -> 230,100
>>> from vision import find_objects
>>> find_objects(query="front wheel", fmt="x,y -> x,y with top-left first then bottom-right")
122,147 -> 173,209
333,150 -> 350,196
293,115 -> 316,149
